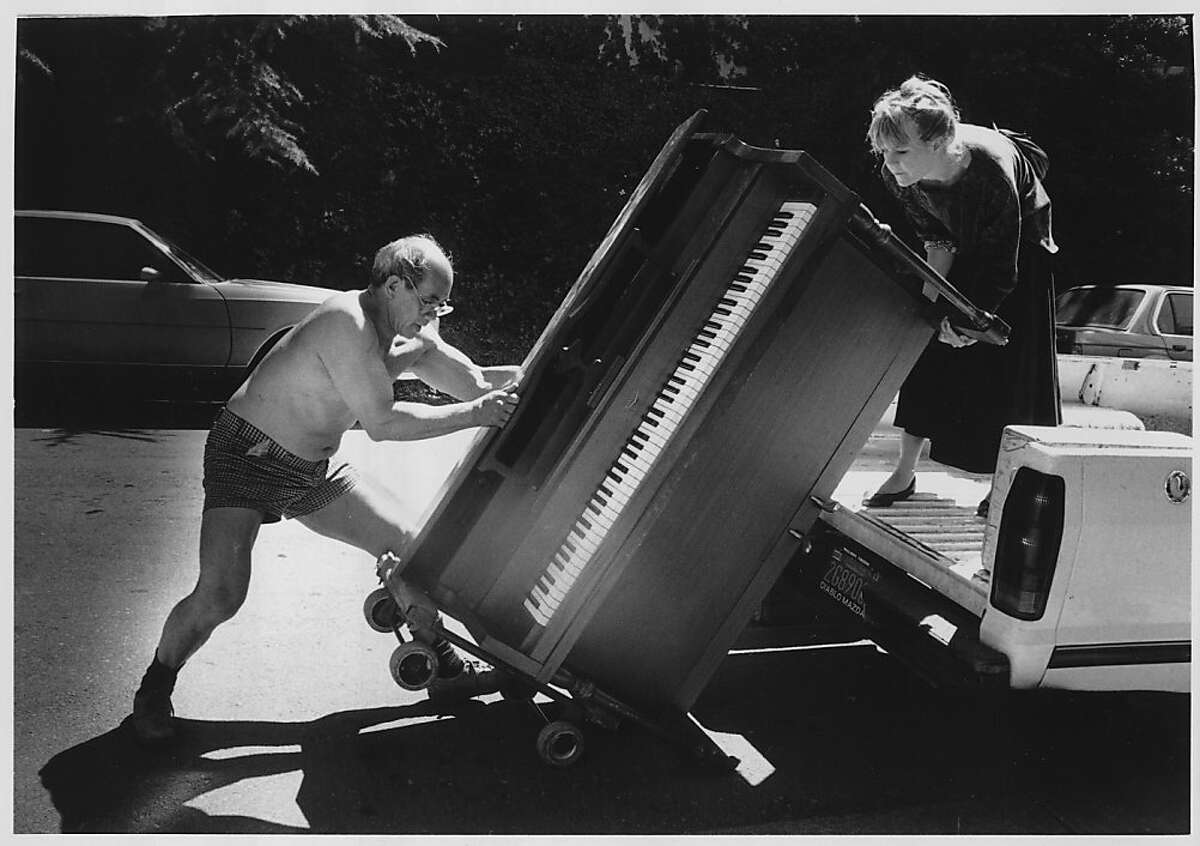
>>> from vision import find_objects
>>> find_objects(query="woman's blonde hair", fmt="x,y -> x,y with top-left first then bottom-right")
866,75 -> 960,154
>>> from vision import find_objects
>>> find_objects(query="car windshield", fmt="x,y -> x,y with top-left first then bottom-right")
141,227 -> 224,283
1055,288 -> 1146,330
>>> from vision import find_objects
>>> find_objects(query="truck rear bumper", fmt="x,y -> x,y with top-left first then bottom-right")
790,525 -> 1010,690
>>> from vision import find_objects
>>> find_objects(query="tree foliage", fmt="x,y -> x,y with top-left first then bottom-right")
14,14 -> 1194,364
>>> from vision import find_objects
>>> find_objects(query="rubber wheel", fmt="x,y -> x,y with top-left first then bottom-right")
535,720 -> 585,767
388,642 -> 439,690
363,587 -> 401,633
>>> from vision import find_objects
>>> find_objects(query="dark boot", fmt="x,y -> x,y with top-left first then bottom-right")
427,661 -> 505,704
130,657 -> 179,744
431,636 -> 465,678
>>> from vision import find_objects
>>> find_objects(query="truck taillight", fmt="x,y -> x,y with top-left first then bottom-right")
990,468 -> 1066,621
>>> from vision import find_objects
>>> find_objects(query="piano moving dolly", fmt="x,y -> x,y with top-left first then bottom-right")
535,719 -> 586,768
388,642 -> 440,691
364,586 -> 441,691
364,564 -> 738,771
363,587 -> 402,633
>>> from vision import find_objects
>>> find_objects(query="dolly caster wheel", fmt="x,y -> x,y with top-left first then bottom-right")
364,587 -> 402,633
536,720 -> 585,767
389,642 -> 439,691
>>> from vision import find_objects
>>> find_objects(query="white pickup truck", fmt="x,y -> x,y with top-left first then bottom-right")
789,423 -> 1192,693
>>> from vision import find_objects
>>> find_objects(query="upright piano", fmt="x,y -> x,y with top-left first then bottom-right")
379,110 -> 1008,757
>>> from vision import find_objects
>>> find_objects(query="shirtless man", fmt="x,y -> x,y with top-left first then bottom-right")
130,234 -> 520,743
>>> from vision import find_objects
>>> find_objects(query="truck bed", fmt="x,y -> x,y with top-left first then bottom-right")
823,470 -> 992,618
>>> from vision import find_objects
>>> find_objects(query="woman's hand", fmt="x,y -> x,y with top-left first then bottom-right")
937,317 -> 978,348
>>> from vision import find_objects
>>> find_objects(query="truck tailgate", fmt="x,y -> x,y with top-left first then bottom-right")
819,492 -> 991,619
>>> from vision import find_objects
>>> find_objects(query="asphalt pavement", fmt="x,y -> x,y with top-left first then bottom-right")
8,405 -> 1193,836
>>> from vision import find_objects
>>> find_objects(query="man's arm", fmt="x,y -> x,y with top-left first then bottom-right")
318,313 -> 517,441
407,327 -> 522,400
480,365 -> 524,390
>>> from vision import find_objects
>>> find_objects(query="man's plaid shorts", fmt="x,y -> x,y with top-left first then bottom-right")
202,408 -> 357,524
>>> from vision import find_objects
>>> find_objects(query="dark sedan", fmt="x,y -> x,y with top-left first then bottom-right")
14,210 -> 335,404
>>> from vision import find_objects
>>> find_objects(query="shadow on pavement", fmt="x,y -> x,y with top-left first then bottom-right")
37,641 -> 1191,835
16,394 -> 221,432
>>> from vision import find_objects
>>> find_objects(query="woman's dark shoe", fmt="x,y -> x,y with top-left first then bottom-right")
976,497 -> 990,518
865,476 -> 916,508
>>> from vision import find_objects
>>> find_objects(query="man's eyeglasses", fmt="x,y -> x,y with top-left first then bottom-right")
405,278 -> 454,318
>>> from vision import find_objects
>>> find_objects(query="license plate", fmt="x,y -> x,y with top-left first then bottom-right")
818,547 -> 878,618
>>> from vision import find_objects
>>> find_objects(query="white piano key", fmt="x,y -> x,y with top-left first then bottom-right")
523,598 -> 552,625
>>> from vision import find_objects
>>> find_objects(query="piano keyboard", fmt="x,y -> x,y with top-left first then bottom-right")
523,201 -> 818,627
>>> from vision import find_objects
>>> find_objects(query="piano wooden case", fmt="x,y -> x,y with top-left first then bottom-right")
378,110 -> 1006,754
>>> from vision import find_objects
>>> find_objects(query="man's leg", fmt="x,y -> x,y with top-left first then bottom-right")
294,471 -> 416,561
131,506 -> 262,742
296,476 -> 498,696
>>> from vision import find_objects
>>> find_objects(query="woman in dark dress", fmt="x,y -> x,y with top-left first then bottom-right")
864,76 -> 1061,515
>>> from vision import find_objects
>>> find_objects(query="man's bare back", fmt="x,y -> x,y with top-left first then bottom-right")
227,289 -> 392,460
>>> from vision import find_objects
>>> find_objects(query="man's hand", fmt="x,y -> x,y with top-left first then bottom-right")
472,387 -> 520,428
937,317 -> 978,348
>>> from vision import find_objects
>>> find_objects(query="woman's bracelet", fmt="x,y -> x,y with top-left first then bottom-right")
924,239 -> 958,255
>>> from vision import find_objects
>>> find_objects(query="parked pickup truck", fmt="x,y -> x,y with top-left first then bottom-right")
788,424 -> 1192,693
